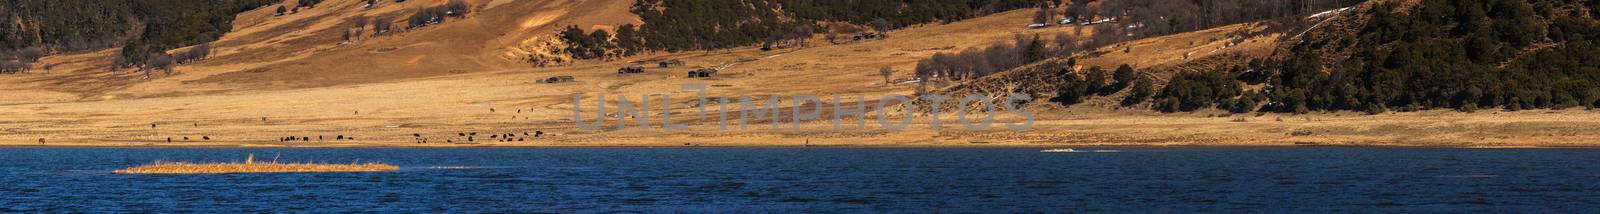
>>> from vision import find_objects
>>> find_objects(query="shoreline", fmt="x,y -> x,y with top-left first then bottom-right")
0,143 -> 1577,149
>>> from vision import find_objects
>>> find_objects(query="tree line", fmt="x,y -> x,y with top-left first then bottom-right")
1050,62 -> 1150,106
914,34 -> 1050,82
557,0 -> 1047,60
405,0 -> 468,29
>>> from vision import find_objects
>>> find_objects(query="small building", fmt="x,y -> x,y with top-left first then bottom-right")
686,68 -> 718,78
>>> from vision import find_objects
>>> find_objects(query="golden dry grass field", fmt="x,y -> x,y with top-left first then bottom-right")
3,0 -> 1599,148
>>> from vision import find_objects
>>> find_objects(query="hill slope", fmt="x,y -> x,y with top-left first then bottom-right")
4,0 -> 638,101
954,0 -> 1600,115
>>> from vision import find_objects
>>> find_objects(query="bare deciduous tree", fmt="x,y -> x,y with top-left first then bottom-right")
1033,5 -> 1053,24
869,18 -> 892,35
1053,32 -> 1078,55
880,66 -> 894,83
372,16 -> 394,36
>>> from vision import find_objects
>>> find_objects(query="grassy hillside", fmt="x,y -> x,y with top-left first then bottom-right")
998,0 -> 1600,115
6,1 -> 1600,147
558,0 -> 1044,60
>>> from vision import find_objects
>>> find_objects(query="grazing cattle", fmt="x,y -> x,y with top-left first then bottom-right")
203,136 -> 211,141
183,137 -> 189,141
337,135 -> 345,140
167,138 -> 172,143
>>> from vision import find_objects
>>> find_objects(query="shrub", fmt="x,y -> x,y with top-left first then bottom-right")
559,25 -> 614,60
1053,32 -> 1078,54
351,16 -> 370,30
296,0 -> 323,8
445,0 -> 470,17
1122,75 -> 1153,106
879,66 -> 893,83
1227,91 -> 1259,113
15,47 -> 43,63
407,7 -> 448,29
1052,74 -> 1090,105
146,53 -> 176,75
372,16 -> 394,36
1084,66 -> 1106,95
175,43 -> 210,63
1112,64 -> 1135,90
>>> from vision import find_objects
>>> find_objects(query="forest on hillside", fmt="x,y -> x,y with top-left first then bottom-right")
558,0 -> 1363,61
1130,0 -> 1600,114
1256,0 -> 1600,113
0,0 -> 279,71
559,0 -> 1043,60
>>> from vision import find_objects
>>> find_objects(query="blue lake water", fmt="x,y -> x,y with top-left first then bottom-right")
1,147 -> 1597,212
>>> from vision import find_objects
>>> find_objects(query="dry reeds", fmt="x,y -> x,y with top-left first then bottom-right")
114,154 -> 399,174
